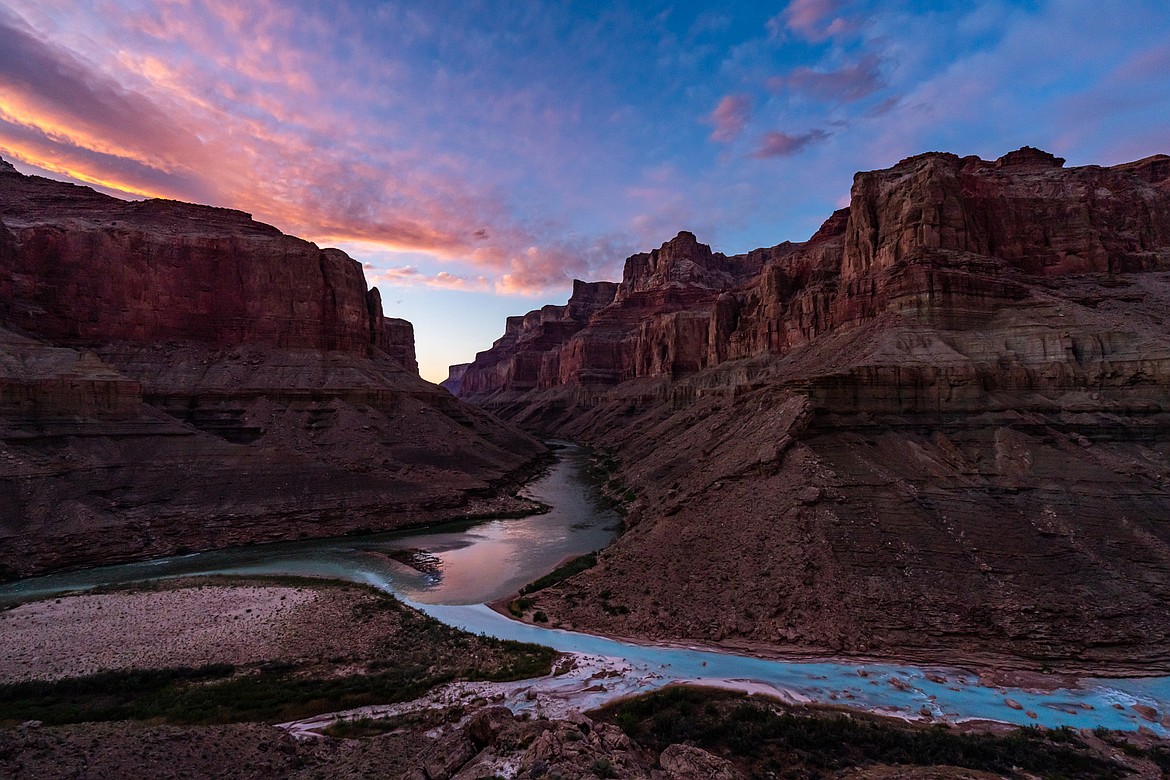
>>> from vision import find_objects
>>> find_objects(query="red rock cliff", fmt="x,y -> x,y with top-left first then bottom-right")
0,163 -> 390,356
459,279 -> 618,395
0,159 -> 543,577
456,148 -> 1170,399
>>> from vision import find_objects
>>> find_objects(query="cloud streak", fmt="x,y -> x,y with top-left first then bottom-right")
752,129 -> 830,158
0,8 -> 220,199
769,55 -> 884,103
753,129 -> 828,159
368,266 -> 492,291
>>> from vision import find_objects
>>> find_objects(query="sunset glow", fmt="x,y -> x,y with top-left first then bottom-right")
2,1 -> 1169,380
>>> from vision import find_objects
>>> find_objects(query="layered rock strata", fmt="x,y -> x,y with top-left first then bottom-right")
455,148 -> 1170,672
458,279 -> 620,395
440,362 -> 470,396
0,160 -> 545,577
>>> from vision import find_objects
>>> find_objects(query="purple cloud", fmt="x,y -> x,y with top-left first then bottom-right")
768,0 -> 853,42
707,94 -> 752,142
752,129 -> 830,158
770,55 -> 884,103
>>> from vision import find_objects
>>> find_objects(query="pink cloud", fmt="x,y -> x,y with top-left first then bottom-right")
1113,42 -> 1170,83
752,129 -> 830,158
494,235 -> 632,295
768,0 -> 854,42
369,266 -> 491,291
769,55 -> 884,103
706,94 -> 752,142
0,5 -> 617,298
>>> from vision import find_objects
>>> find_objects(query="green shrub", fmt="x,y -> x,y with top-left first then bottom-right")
507,597 -> 534,617
594,688 -> 1123,779
519,552 -> 598,595
591,757 -> 616,778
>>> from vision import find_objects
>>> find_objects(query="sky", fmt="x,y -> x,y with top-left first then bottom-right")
1,1 -> 1169,382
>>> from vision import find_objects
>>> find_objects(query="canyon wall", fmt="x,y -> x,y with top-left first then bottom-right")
455,147 -> 1170,672
458,279 -> 619,395
459,147 -> 1170,405
0,160 -> 545,577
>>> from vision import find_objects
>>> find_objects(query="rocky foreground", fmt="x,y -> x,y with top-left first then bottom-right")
0,158 -> 547,577
3,580 -> 1165,779
455,147 -> 1170,673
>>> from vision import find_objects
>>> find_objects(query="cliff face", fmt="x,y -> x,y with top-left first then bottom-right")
454,147 -> 1170,672
458,279 -> 619,395
0,161 -> 544,577
842,147 -> 1170,280
440,363 -> 470,396
459,148 -> 1170,402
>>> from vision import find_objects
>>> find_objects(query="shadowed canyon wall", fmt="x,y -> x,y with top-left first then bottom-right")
453,148 -> 1170,672
0,160 -> 545,577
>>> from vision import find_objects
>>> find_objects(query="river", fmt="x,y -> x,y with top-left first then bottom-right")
2,443 -> 1167,734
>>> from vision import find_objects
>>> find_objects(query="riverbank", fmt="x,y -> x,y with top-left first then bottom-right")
490,600 -> 1115,692
0,576 -> 554,726
1,581 -> 319,682
2,570 -> 1168,777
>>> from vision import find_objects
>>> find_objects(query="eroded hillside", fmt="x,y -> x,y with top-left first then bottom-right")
455,147 -> 1170,672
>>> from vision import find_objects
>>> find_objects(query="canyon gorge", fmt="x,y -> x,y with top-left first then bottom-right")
5,145 -> 1170,778
453,147 -> 1170,674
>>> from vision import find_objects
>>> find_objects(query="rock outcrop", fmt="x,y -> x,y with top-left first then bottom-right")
460,149 -> 1170,403
0,160 -> 545,577
440,362 -> 470,396
458,279 -> 618,395
454,147 -> 1170,673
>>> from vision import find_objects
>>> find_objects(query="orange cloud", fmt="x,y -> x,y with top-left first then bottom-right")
368,266 -> 491,291
0,4 -> 627,298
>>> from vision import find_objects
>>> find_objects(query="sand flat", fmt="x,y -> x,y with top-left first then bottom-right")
0,585 -> 318,681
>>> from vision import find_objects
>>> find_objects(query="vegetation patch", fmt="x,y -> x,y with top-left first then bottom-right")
519,552 -> 598,595
507,596 -> 535,617
1093,726 -> 1170,771
0,644 -> 551,727
593,687 -> 1125,779
587,450 -> 619,481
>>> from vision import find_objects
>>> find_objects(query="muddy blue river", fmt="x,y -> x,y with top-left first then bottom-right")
2,443 -> 1167,734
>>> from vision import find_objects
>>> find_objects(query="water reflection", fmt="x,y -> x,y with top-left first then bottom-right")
3,443 -> 1167,735
0,443 -> 620,607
